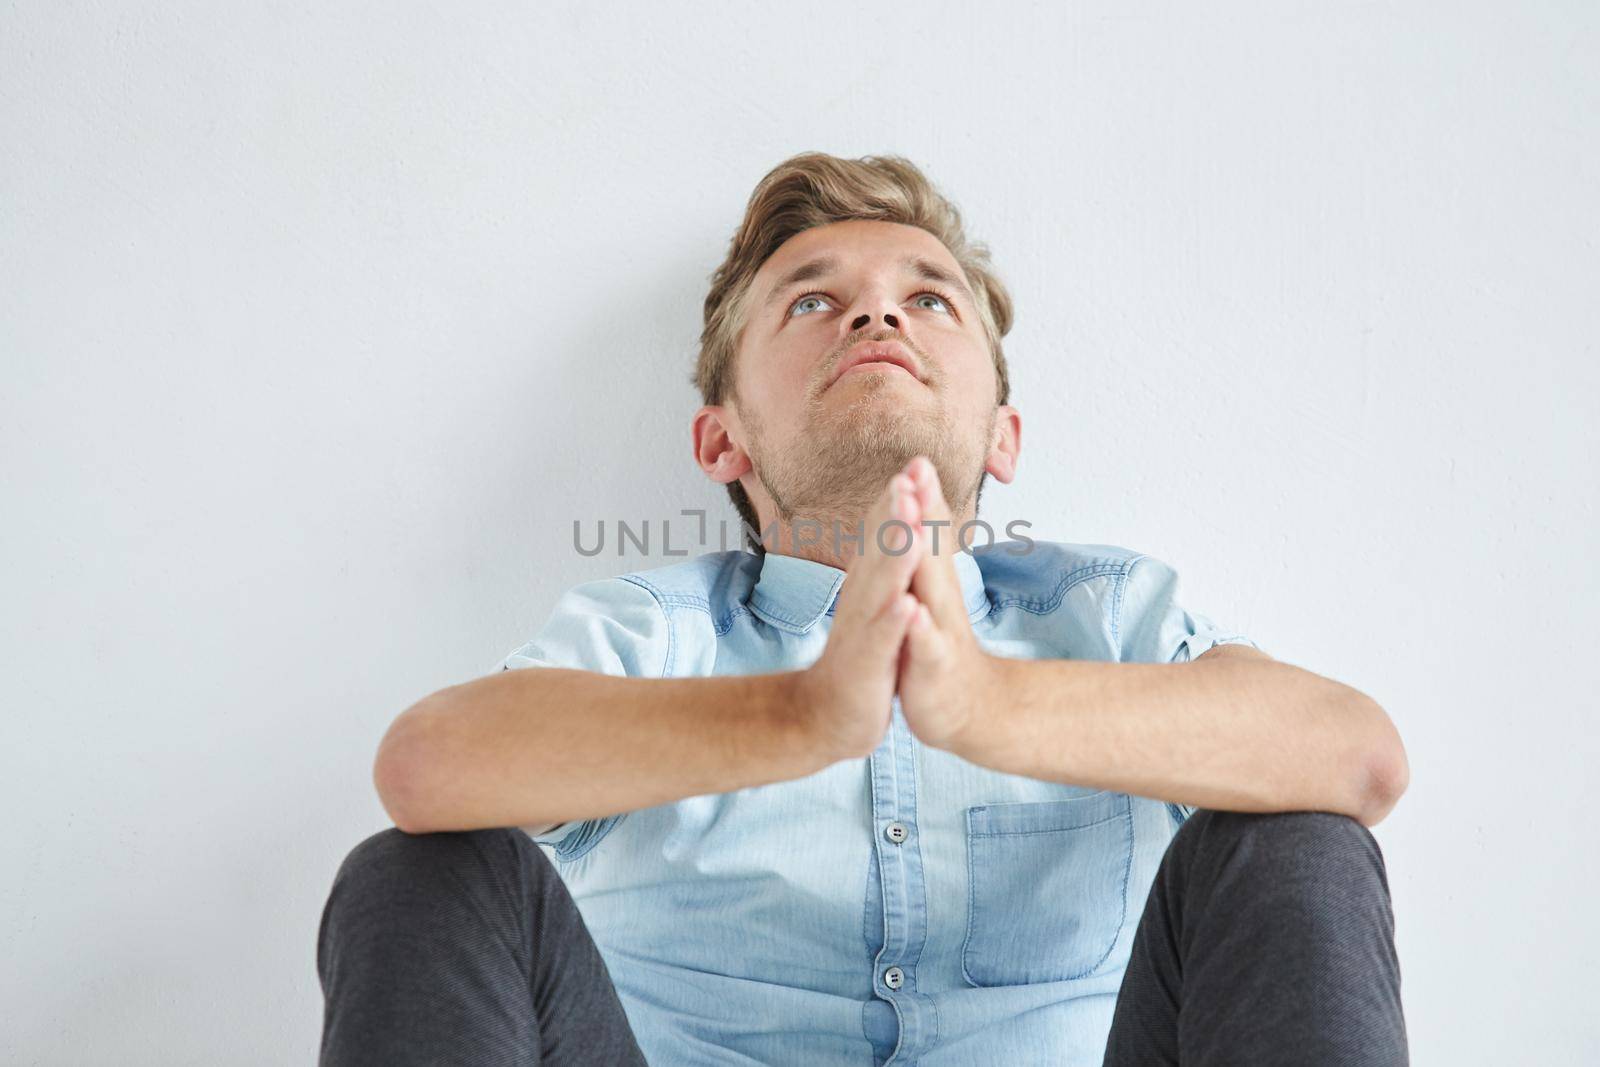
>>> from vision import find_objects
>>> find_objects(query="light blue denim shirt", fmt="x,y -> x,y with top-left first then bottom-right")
497,540 -> 1259,1066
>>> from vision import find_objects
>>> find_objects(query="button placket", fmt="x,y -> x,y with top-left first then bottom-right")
863,700 -> 936,1061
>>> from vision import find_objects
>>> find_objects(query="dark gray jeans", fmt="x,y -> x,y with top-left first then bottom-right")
316,808 -> 1407,1065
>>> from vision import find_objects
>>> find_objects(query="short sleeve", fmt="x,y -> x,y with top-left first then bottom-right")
1114,554 -> 1259,666
1115,554 -> 1259,831
496,575 -> 670,854
497,576 -> 671,678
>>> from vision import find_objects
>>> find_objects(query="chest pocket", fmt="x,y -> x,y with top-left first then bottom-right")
961,792 -> 1134,987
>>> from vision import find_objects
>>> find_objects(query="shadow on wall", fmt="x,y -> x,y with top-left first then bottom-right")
495,245 -> 738,574
286,247 -> 737,1063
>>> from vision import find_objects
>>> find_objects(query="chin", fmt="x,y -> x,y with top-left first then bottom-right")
844,409 -> 948,456
830,369 -> 925,392
825,379 -> 932,413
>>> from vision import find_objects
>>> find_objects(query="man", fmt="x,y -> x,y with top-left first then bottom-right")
317,152 -> 1410,1065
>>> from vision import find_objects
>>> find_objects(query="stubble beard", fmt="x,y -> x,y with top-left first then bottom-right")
746,372 -> 988,539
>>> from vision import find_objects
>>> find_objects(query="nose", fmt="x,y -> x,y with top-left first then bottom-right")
851,312 -> 898,331
848,286 -> 900,333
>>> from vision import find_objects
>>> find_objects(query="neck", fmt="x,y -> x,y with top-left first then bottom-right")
756,503 -> 979,571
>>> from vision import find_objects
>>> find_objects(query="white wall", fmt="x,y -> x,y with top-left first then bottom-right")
3,2 -> 1595,1062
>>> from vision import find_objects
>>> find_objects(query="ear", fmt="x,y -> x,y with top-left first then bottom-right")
983,405 -> 1021,483
692,405 -> 752,485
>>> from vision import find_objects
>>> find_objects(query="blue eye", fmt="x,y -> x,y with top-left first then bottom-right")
787,289 -> 958,318
790,294 -> 832,317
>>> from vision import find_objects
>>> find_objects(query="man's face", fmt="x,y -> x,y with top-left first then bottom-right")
699,219 -> 1019,534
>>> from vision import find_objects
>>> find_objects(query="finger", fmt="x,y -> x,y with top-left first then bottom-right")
910,535 -> 963,626
857,590 -> 920,664
831,590 -> 917,692
903,600 -> 946,672
837,471 -> 921,626
908,456 -> 948,516
866,470 -> 921,563
906,457 -> 965,626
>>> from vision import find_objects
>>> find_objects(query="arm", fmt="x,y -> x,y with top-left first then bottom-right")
891,456 -> 1409,829
376,471 -> 926,835
374,667 -> 823,834
957,643 -> 1410,828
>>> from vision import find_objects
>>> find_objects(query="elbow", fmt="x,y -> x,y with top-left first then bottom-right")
373,704 -> 445,835
1352,699 -> 1410,828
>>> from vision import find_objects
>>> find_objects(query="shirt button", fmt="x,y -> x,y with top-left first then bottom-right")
883,965 -> 904,990
884,821 -> 909,844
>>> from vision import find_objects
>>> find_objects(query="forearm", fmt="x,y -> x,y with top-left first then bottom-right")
374,667 -> 826,833
961,654 -> 1406,825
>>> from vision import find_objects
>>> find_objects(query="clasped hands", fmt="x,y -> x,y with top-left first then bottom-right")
795,455 -> 1005,762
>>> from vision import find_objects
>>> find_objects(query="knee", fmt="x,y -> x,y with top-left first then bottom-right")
324,825 -> 553,912
1175,809 -> 1392,903
319,826 -> 557,956
316,826 -> 558,991
331,826 -> 452,892
1179,807 -> 1380,853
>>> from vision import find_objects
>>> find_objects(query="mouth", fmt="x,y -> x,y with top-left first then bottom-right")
827,341 -> 923,389
838,360 -> 915,381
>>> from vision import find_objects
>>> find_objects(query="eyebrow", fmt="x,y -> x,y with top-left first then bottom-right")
761,253 -> 975,312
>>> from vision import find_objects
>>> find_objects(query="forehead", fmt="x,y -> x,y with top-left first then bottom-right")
754,219 -> 960,284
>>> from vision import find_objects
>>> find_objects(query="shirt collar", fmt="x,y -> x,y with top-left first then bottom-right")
748,549 -> 990,635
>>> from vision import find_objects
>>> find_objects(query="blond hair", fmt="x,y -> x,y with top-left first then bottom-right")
694,152 -> 1015,552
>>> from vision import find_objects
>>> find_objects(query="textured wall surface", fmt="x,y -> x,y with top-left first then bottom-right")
3,2 -> 1595,1062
